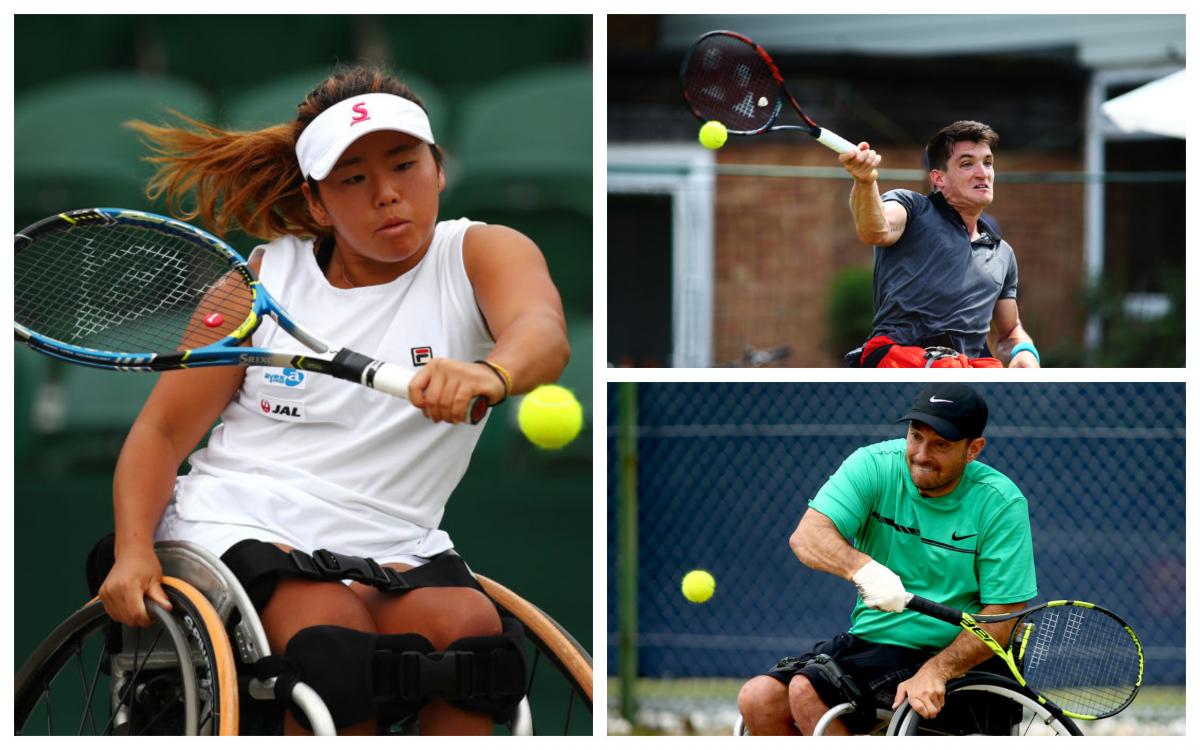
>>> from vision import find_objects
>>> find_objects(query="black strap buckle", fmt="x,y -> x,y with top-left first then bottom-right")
400,651 -> 476,701
923,345 -> 961,366
308,548 -> 398,590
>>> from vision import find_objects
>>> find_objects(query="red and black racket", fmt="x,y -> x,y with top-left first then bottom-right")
680,30 -> 855,153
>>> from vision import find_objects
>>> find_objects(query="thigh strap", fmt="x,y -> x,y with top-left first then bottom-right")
220,541 -> 482,612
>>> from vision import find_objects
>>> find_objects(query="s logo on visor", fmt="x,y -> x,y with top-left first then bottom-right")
351,102 -> 371,125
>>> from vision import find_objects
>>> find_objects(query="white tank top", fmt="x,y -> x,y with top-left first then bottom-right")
166,218 -> 493,559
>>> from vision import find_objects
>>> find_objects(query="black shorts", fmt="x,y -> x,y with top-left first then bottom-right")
763,632 -> 1014,733
764,633 -> 930,729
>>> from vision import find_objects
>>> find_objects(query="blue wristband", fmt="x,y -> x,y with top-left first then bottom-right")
1009,342 -> 1040,364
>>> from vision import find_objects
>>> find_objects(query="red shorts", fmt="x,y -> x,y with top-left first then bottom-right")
860,335 -> 1003,368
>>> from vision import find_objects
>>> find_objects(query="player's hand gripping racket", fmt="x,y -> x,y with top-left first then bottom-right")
905,594 -> 1143,720
14,208 -> 490,424
681,30 -> 856,153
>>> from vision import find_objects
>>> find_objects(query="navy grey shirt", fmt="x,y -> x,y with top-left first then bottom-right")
871,189 -> 1017,358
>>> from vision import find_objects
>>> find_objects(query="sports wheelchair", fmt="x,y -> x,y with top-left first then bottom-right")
733,671 -> 1083,736
15,540 -> 592,735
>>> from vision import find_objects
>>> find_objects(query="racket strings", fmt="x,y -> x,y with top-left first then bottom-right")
15,223 -> 254,355
1014,605 -> 1141,718
682,35 -> 779,132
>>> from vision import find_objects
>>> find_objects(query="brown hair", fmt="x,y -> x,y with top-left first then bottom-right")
924,120 -> 999,173
126,65 -> 442,240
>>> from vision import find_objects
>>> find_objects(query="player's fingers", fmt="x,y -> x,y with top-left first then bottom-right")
408,366 -> 431,408
97,581 -> 120,623
926,691 -> 943,717
146,580 -> 173,614
857,141 -> 870,151
445,381 -> 473,425
428,363 -> 458,422
123,586 -> 153,628
99,580 -> 135,627
912,696 -> 936,719
430,374 -> 458,424
892,684 -> 908,710
423,373 -> 446,422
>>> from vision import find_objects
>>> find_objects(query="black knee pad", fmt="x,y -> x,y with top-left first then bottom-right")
439,616 -> 528,717
270,625 -> 435,730
807,655 -> 874,729
256,618 -> 528,731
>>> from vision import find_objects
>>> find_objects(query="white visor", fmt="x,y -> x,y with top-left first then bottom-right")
296,93 -> 435,180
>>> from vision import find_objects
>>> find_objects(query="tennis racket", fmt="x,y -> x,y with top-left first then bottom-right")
14,208 -> 489,424
680,30 -> 856,153
905,594 -> 1143,720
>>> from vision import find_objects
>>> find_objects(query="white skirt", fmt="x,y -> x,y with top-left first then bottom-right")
154,475 -> 449,568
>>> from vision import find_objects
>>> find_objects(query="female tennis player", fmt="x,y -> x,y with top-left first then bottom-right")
94,65 -> 569,735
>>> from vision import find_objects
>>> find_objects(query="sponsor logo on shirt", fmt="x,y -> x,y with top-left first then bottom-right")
258,394 -> 306,422
262,368 -> 307,389
411,346 -> 433,366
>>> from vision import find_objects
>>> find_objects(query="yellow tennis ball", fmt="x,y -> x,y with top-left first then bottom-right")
517,384 -> 583,449
698,120 -> 728,150
681,570 -> 715,603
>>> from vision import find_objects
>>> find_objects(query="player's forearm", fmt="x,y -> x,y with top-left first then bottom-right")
112,421 -> 187,556
486,308 -> 570,395
849,179 -> 891,245
991,324 -> 1035,365
923,607 -> 1018,679
790,510 -> 871,580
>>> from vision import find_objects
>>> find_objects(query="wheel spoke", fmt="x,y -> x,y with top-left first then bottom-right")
76,638 -> 108,735
101,627 -> 166,735
43,681 -> 53,735
563,689 -> 575,734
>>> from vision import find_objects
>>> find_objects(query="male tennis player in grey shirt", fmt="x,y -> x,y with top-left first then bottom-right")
839,121 -> 1041,368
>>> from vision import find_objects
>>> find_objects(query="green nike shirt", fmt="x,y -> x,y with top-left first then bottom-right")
809,438 -> 1037,650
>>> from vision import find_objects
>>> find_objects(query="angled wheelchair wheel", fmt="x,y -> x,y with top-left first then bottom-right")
888,673 -> 1083,736
477,575 -> 592,735
15,577 -> 238,735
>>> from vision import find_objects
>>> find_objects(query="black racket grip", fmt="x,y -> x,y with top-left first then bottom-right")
905,594 -> 966,625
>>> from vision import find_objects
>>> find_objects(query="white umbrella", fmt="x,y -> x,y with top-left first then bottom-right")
1101,69 -> 1187,138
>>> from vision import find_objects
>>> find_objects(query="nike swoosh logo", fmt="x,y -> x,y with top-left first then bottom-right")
951,532 -> 978,541
929,397 -> 954,404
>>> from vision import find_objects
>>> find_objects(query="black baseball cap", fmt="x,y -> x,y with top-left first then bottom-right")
896,383 -> 988,441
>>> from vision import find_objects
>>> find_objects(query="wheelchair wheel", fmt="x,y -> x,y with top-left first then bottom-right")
477,575 -> 592,735
15,577 -> 238,735
888,673 -> 1083,736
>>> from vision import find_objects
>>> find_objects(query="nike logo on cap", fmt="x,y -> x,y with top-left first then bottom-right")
929,397 -> 954,403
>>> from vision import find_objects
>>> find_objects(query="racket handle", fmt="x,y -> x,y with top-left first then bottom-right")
466,396 -> 489,425
816,128 -> 856,154
905,593 -> 966,625
369,361 -> 415,400
372,361 -> 489,425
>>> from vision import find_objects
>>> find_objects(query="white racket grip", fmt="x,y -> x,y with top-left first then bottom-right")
817,128 -> 856,154
369,360 -> 489,424
369,361 -> 415,401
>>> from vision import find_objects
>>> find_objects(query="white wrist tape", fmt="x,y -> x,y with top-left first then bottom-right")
851,560 -> 907,613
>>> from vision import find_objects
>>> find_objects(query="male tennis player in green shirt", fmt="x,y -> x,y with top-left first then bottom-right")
737,383 -> 1037,734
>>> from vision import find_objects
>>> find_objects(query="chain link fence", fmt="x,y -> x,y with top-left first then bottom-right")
607,382 -> 1184,717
